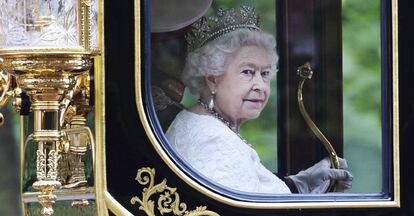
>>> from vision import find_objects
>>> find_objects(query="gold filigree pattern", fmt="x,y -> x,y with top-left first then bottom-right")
82,0 -> 95,7
0,58 -> 12,126
46,150 -> 61,180
37,150 -> 47,180
131,167 -> 220,216
0,63 -> 11,106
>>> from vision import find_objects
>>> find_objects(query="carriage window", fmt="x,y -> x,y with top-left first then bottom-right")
150,0 -> 391,198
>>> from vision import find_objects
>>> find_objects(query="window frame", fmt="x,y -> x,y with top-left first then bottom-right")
107,0 -> 402,210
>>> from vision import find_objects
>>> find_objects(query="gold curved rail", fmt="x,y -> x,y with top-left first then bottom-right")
296,62 -> 339,192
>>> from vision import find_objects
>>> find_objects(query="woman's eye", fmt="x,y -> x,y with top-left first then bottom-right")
241,69 -> 255,75
261,71 -> 270,77
240,69 -> 255,80
261,71 -> 272,81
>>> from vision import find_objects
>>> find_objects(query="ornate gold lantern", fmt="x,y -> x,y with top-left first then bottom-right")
0,0 -> 100,215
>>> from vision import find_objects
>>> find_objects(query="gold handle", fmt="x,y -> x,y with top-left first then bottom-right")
296,62 -> 340,192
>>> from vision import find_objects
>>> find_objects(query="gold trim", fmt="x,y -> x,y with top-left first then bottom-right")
392,0 -> 401,207
105,192 -> 134,216
130,167 -> 220,216
0,47 -> 100,55
94,0 -> 108,214
129,0 -> 401,210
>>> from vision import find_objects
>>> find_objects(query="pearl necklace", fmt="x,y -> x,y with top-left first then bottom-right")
198,100 -> 252,147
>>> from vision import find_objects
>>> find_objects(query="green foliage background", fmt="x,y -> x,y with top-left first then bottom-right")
342,0 -> 381,192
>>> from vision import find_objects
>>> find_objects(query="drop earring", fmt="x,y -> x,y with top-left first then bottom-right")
208,90 -> 215,110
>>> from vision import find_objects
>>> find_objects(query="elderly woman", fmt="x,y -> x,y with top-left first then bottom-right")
166,6 -> 352,194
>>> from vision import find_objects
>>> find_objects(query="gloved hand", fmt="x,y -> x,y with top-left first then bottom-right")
286,157 -> 353,194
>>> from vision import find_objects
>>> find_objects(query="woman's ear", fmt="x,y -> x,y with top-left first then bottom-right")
205,75 -> 217,91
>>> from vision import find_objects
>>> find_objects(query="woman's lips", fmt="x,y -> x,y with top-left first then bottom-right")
244,99 -> 265,107
245,99 -> 265,103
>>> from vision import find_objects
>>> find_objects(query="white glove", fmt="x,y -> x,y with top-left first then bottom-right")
286,157 -> 353,194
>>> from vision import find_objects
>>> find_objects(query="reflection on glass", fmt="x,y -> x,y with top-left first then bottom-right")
342,0 -> 382,192
0,0 -> 79,47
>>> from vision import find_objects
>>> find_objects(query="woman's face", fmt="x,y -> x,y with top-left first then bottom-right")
212,45 -> 272,126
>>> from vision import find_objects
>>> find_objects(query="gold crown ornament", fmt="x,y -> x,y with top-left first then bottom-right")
186,6 -> 261,52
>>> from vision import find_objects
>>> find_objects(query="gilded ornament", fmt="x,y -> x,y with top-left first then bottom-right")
82,0 -> 95,7
46,150 -> 61,180
131,167 -> 220,216
0,58 -> 12,126
37,150 -> 47,180
0,0 -> 100,215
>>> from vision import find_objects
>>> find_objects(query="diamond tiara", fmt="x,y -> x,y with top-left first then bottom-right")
185,5 -> 261,52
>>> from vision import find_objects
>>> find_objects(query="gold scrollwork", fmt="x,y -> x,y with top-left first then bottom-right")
46,150 -> 61,180
131,167 -> 220,216
0,58 -> 12,126
82,0 -> 94,7
37,150 -> 47,180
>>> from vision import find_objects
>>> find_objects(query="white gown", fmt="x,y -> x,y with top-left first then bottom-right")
166,109 -> 291,194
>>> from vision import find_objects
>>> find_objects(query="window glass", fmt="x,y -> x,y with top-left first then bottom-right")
342,0 -> 382,192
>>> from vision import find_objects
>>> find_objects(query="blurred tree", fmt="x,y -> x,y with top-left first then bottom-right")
342,0 -> 382,192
